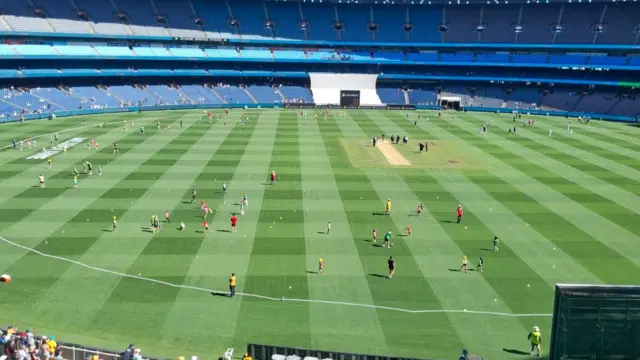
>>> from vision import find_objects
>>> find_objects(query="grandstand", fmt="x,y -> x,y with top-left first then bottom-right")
0,0 -> 640,359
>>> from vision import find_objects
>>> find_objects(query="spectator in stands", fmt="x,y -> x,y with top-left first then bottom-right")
243,353 -> 253,360
121,344 -> 135,360
132,348 -> 143,360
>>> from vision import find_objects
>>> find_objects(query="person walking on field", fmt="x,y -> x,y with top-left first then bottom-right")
270,170 -> 276,185
528,326 -> 542,357
456,205 -> 463,224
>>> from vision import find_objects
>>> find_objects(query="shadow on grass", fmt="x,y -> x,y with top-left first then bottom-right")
317,231 -> 326,235
372,243 -> 385,248
368,273 -> 388,279
502,349 -> 529,356
448,268 -> 460,272
372,212 -> 387,216
101,229 -> 112,232
140,227 -> 153,233
306,270 -> 317,274
210,291 -> 229,298
480,248 -> 494,252
440,220 -> 457,224
217,229 -> 231,233
181,201 -> 193,204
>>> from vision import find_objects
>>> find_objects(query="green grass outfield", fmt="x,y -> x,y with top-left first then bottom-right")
0,109 -> 638,360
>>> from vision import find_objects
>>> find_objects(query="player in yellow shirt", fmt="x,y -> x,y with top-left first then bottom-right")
460,256 -> 468,273
528,326 -> 542,357
385,199 -> 391,215
229,273 -> 237,297
318,258 -> 324,274
112,216 -> 117,232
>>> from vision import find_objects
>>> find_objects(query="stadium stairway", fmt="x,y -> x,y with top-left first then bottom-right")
205,84 -> 228,104
274,87 -> 286,102
28,90 -> 65,110
242,86 -> 258,103
403,90 -> 409,105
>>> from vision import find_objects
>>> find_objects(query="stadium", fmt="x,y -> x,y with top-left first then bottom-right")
0,0 -> 639,359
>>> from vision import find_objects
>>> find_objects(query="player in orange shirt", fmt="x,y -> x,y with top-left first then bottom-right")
202,220 -> 210,233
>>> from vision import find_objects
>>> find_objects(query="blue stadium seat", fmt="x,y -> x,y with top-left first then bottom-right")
13,45 -> 58,56
93,46 -> 133,57
372,5 -> 407,42
266,2 -> 305,40
338,4 -> 373,42
303,4 -> 340,41
407,6 -> 441,42
517,5 -> 560,43
588,56 -> 627,66
444,6 -> 480,43
377,88 -> 405,104
479,6 -> 519,43
279,86 -> 313,103
228,1 -> 272,39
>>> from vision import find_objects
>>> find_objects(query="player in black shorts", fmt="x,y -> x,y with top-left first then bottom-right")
388,256 -> 395,279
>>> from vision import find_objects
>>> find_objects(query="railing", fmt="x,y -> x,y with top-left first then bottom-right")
1,102 -> 636,125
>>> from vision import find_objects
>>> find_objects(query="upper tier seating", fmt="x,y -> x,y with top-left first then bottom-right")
1,1 -> 638,44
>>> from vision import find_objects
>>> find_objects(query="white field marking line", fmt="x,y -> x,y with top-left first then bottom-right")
0,234 -> 551,318
0,114 -> 195,151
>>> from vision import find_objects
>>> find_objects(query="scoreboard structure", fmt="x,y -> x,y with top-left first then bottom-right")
340,90 -> 360,107
550,284 -> 640,360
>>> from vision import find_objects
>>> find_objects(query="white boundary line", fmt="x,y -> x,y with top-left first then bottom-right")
0,234 -> 551,318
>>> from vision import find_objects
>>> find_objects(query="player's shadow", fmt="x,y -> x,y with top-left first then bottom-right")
217,229 -> 231,233
397,234 -> 409,237
502,349 -> 530,356
210,291 -> 229,298
440,220 -> 457,224
480,248 -> 494,252
101,229 -> 112,232
368,273 -> 388,279
306,271 -> 317,274
317,231 -> 326,234
181,201 -> 193,204
371,212 -> 387,216
140,227 -> 153,233
372,243 -> 385,248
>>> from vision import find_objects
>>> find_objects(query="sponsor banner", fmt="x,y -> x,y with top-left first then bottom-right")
386,104 -> 416,110
284,103 -> 316,109
27,137 -> 85,160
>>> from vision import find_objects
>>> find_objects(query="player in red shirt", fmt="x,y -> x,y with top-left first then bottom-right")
231,215 -> 238,233
406,225 -> 412,236
202,220 -> 210,233
270,170 -> 276,185
456,205 -> 464,224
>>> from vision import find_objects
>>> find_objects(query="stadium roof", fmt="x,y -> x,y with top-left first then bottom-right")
271,0 -> 630,4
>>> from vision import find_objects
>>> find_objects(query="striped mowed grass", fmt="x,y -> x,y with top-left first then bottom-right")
0,109 -> 638,360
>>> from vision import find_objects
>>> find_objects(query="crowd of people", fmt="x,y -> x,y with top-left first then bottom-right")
1,326 -> 63,360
